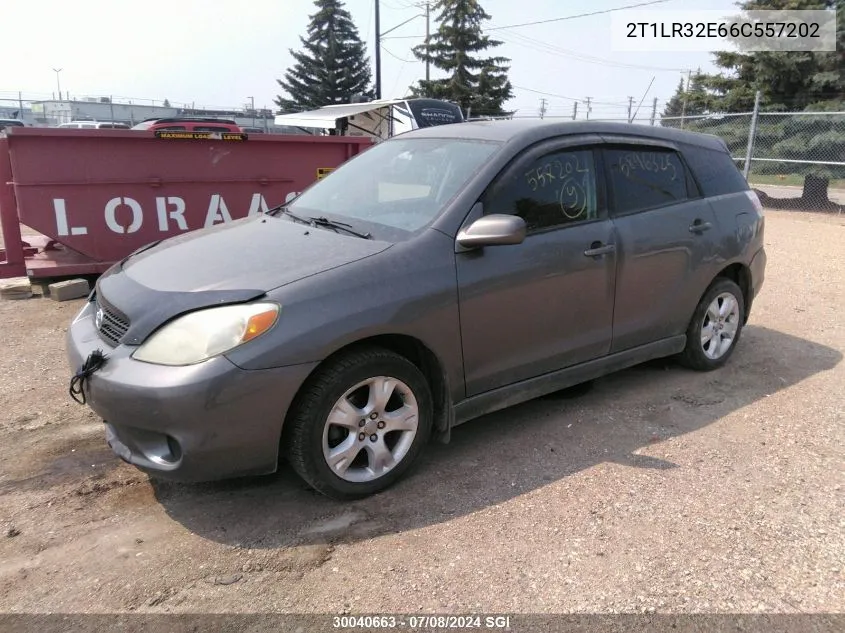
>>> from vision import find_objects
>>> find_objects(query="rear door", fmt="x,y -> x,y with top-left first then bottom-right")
602,139 -> 719,353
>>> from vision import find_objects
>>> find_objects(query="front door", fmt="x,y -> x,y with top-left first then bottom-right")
456,140 -> 618,397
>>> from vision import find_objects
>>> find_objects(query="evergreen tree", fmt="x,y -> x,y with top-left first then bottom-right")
661,71 -> 710,119
410,0 -> 513,116
694,0 -> 843,112
662,79 -> 687,118
687,0 -> 844,208
275,0 -> 372,111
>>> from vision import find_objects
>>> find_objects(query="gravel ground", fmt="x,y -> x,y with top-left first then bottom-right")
0,210 -> 842,615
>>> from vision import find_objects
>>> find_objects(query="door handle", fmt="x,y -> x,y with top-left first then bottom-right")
689,220 -> 713,233
583,242 -> 616,257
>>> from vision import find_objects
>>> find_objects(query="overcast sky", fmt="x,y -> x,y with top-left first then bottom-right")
0,0 -> 738,119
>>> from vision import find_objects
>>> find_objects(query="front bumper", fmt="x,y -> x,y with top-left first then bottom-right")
66,300 -> 318,482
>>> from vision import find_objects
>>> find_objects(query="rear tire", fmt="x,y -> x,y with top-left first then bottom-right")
283,347 -> 433,500
678,278 -> 745,371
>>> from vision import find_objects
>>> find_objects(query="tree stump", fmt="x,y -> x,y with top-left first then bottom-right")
801,174 -> 831,208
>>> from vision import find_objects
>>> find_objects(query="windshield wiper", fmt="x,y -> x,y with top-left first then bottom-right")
308,216 -> 372,239
264,202 -> 291,218
269,206 -> 372,239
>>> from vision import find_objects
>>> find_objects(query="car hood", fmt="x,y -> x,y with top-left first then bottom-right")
122,215 -> 391,292
94,215 -> 391,345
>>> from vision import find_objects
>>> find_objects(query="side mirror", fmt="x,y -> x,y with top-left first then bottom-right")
456,214 -> 526,249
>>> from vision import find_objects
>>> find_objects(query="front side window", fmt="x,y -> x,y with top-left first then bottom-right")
288,138 -> 500,237
485,148 -> 598,232
606,147 -> 688,214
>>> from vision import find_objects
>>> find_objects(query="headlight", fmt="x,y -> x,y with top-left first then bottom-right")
132,302 -> 279,366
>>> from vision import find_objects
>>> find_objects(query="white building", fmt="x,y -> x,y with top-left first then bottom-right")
28,99 -> 299,133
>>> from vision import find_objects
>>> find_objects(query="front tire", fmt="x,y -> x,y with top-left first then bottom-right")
283,347 -> 433,500
678,278 -> 745,371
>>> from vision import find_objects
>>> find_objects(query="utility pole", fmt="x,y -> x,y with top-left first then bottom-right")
627,96 -> 634,123
539,98 -> 547,119
585,97 -> 592,120
374,0 -> 382,100
109,95 -> 115,123
650,97 -> 658,125
53,68 -> 63,101
424,2 -> 431,83
680,68 -> 692,128
572,101 -> 578,120
248,96 -> 255,126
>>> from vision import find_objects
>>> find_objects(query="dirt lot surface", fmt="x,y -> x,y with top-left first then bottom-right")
0,210 -> 842,615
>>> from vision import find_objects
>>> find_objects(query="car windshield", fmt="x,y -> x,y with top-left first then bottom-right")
286,137 -> 500,238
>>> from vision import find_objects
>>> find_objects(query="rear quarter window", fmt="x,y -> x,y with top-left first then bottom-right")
682,145 -> 749,197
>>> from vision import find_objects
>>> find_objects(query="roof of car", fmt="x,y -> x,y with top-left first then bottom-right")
401,118 -> 727,152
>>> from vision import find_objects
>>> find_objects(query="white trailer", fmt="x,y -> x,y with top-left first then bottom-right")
274,98 -> 464,141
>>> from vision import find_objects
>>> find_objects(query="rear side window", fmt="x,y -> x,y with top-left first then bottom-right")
683,146 -> 749,197
605,147 -> 688,215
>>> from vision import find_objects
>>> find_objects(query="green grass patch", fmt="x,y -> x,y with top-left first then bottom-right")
749,174 -> 845,189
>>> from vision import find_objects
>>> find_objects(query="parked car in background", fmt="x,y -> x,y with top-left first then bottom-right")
0,119 -> 25,132
67,120 -> 766,500
58,121 -> 97,129
57,121 -> 130,129
131,117 -> 242,133
96,122 -> 131,129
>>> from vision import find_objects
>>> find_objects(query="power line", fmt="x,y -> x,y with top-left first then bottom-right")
381,44 -> 418,63
381,0 -> 414,10
365,0 -> 374,42
486,0 -> 670,31
496,29 -> 688,72
381,33 -> 426,39
512,85 -> 632,107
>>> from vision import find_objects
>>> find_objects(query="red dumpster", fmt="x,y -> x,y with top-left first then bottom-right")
0,128 -> 372,279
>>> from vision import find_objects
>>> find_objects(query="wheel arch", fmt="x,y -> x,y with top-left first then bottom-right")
713,262 -> 753,323
282,334 -> 454,458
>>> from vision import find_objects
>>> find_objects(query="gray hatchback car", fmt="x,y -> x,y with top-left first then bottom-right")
66,120 -> 766,499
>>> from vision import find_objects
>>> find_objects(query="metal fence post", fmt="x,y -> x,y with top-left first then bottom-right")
743,90 -> 761,179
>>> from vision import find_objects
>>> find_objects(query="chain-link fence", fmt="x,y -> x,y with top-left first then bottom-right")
659,109 -> 844,211
657,111 -> 844,209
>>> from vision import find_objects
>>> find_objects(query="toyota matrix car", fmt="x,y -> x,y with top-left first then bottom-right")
67,120 -> 766,499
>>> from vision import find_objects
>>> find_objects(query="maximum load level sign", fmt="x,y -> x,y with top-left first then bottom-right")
317,167 -> 335,179
154,131 -> 248,141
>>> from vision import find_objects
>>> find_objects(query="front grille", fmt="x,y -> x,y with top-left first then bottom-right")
94,294 -> 130,346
